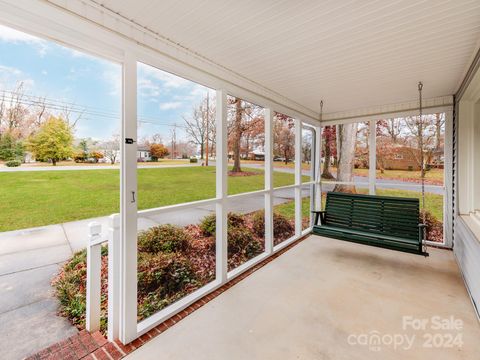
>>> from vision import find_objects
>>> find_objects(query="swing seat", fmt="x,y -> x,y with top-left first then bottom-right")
312,192 -> 429,256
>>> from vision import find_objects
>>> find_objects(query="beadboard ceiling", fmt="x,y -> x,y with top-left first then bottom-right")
70,0 -> 480,114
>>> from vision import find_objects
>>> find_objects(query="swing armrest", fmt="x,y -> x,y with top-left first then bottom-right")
312,210 -> 326,226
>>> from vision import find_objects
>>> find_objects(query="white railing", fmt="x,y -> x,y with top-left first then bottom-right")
86,214 -> 120,341
86,221 -> 102,333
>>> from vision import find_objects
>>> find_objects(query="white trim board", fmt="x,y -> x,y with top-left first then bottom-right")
321,96 -> 454,125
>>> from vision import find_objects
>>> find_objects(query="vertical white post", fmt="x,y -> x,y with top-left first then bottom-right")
216,89 -> 228,283
369,120 -> 376,195
86,222 -> 102,333
264,108 -> 274,253
295,119 -> 302,236
120,52 -> 138,344
108,213 -> 120,341
314,126 -> 322,211
444,109 -> 453,247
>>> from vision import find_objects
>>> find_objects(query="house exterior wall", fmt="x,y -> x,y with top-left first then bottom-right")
453,49 -> 480,320
383,147 -> 421,171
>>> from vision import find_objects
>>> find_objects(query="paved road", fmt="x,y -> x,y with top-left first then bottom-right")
242,163 -> 444,195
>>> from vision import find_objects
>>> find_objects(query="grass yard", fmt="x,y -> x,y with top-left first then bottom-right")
348,168 -> 444,184
274,197 -> 311,220
0,166 -> 303,232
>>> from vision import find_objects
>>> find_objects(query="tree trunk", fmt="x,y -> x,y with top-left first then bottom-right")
333,123 -> 357,193
232,98 -> 242,172
322,142 -> 334,179
200,142 -> 204,160
52,158 -> 57,166
435,113 -> 442,151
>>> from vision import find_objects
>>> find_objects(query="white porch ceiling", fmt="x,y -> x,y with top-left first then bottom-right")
72,1 -> 480,114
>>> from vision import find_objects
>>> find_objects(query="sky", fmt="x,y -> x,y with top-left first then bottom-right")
0,24 -> 213,143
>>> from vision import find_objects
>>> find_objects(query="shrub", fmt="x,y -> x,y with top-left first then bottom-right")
137,252 -> 197,298
190,157 -> 198,163
199,212 -> 245,236
5,159 -> 21,167
52,247 -> 108,330
228,227 -> 262,258
421,210 -> 443,243
138,224 -> 190,254
251,210 -> 295,240
199,214 -> 216,236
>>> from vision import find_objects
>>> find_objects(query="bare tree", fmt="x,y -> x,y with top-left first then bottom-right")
102,134 -> 120,164
404,115 -> 436,174
227,97 -> 264,172
60,103 -> 83,128
183,95 -> 215,160
433,113 -> 445,151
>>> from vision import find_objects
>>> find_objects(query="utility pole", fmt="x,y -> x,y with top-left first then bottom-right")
171,125 -> 176,160
205,92 -> 209,166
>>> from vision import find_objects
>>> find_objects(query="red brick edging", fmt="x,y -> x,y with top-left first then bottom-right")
27,235 -> 308,360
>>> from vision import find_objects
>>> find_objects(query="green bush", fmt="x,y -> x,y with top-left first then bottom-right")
138,224 -> 190,254
190,157 -> 198,163
251,210 -> 295,240
5,159 -> 21,167
228,227 -> 262,258
199,214 -> 216,236
199,212 -> 245,236
137,252 -> 197,297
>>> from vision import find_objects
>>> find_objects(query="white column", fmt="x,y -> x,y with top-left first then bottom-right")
369,120 -> 376,195
264,108 -> 274,253
444,109 -> 453,247
314,126 -> 322,211
295,119 -> 302,235
216,89 -> 228,282
120,52 -> 138,344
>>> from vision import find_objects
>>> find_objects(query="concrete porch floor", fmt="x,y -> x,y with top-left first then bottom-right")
126,235 -> 480,360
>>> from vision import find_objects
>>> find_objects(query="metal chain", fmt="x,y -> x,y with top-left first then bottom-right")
418,81 -> 427,253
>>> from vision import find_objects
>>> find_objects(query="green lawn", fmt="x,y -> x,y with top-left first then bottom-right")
274,197 -> 311,220
0,166 -> 303,232
0,165 -> 443,232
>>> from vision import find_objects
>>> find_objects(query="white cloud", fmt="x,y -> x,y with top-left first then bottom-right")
102,68 -> 121,96
0,24 -> 48,57
0,25 -> 42,43
159,101 -> 182,110
0,65 -> 35,91
138,63 -> 190,89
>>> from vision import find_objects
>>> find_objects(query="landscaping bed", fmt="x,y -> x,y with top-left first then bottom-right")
52,210 -> 297,333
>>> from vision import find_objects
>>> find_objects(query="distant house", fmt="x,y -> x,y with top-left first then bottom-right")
137,145 -> 151,162
384,146 -> 421,171
248,148 -> 265,161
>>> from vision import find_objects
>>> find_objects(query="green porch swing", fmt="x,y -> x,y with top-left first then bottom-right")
312,83 -> 429,257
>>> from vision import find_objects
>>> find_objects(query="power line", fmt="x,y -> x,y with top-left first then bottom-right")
0,91 -> 189,129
